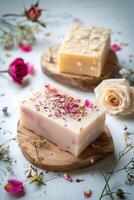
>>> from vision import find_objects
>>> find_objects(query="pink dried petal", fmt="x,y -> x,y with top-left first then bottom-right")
111,44 -> 122,52
4,179 -> 24,197
19,43 -> 32,52
44,84 -> 58,93
76,178 -> 85,182
84,100 -> 93,108
27,63 -> 35,75
63,173 -> 73,182
84,190 -> 92,198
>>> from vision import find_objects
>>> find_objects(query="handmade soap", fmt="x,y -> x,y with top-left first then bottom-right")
20,82 -> 106,157
58,25 -> 111,77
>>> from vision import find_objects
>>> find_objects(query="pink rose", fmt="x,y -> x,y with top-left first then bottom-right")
9,58 -> 34,84
4,179 -> 25,197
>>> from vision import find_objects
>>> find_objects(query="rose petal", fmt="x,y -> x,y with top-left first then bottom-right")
84,190 -> 92,198
27,63 -> 35,75
111,44 -> 122,52
63,173 -> 73,182
19,43 -> 32,52
4,179 -> 24,196
119,87 -> 134,115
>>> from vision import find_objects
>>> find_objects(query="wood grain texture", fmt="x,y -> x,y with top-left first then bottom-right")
17,122 -> 114,172
41,44 -> 118,92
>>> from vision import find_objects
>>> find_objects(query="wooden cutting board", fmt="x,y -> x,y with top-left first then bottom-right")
41,44 -> 118,92
17,122 -> 114,172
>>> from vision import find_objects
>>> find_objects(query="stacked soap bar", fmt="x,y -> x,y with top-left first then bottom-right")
58,25 -> 111,77
20,82 -> 106,157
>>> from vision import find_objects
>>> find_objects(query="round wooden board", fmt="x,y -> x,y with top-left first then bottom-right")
41,44 -> 118,91
17,123 -> 114,172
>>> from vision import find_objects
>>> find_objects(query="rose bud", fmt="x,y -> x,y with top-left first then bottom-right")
9,58 -> 34,84
25,2 -> 42,22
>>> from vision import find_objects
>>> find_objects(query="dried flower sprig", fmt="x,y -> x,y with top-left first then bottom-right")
119,68 -> 134,86
0,22 -> 35,50
25,166 -> 58,185
31,136 -> 47,165
0,138 -> 17,176
2,1 -> 46,27
0,1 -> 46,50
0,145 -> 11,164
99,145 -> 134,200
0,138 -> 16,164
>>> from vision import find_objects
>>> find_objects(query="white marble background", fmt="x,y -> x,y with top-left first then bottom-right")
0,0 -> 134,199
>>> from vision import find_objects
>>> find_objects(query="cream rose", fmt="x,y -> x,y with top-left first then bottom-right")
94,78 -> 134,115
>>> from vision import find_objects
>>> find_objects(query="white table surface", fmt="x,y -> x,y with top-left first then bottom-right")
0,0 -> 134,199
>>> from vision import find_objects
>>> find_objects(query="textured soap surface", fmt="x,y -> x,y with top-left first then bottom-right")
20,82 -> 106,156
58,25 -> 111,77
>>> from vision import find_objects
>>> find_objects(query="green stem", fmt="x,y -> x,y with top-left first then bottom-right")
0,70 -> 8,73
0,26 -> 7,33
36,20 -> 46,28
100,170 -> 115,200
102,192 -> 130,198
45,175 -> 59,182
0,168 -> 6,175
2,14 -> 24,18
1,138 -> 16,147
0,18 -> 13,29
99,146 -> 134,199
109,167 -> 125,174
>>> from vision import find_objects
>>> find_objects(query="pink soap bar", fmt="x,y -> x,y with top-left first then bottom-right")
20,82 -> 106,157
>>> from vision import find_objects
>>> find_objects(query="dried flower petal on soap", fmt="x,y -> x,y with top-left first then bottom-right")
36,85 -> 88,120
63,173 -> 73,182
84,100 -> 93,108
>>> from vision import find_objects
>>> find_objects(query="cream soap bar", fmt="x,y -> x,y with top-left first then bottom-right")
20,82 -> 106,157
58,25 -> 111,77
